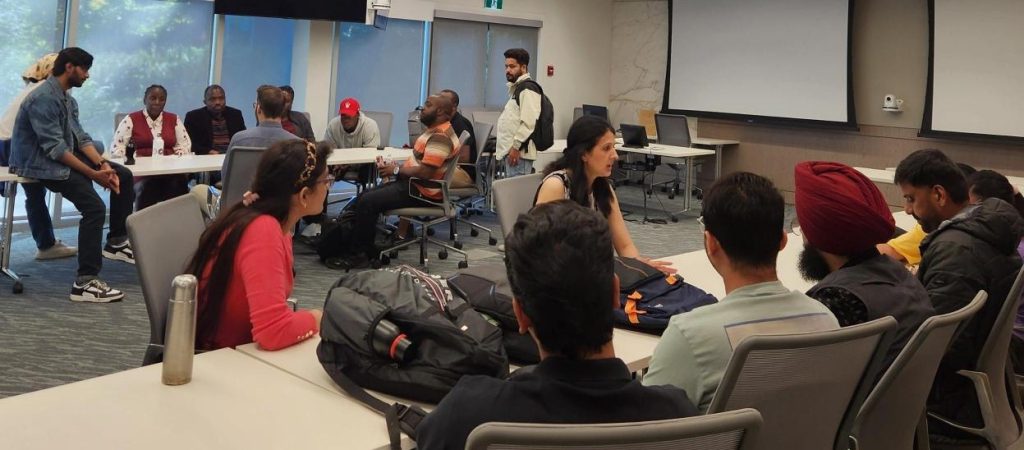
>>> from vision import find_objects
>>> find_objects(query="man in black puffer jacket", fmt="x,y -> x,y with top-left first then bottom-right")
895,149 -> 1024,437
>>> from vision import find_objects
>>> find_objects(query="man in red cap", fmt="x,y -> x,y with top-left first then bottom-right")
795,161 -> 934,371
303,98 -> 382,238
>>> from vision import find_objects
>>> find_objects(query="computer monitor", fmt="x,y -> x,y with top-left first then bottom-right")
582,104 -> 609,121
620,124 -> 650,148
654,113 -> 691,147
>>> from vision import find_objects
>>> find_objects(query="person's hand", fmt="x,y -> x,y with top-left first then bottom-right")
208,149 -> 220,155
100,162 -> 120,193
308,309 -> 323,325
508,147 -> 521,166
90,167 -> 119,194
378,162 -> 397,178
639,256 -> 677,275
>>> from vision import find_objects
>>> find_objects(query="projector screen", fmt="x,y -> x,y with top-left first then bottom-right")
922,0 -> 1024,141
664,0 -> 855,128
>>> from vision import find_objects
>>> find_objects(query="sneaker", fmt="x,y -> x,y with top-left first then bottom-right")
497,243 -> 505,252
35,240 -> 78,260
102,241 -> 135,264
301,223 -> 322,238
70,279 -> 125,303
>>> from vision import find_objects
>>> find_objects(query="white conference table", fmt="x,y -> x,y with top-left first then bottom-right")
0,147 -> 412,293
0,349 -> 405,450
856,166 -> 1024,192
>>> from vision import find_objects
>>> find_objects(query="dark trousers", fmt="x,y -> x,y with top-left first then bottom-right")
351,178 -> 425,256
22,182 -> 55,250
135,175 -> 189,210
39,162 -> 134,279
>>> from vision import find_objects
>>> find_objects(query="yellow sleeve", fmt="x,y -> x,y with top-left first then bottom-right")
886,224 -> 926,265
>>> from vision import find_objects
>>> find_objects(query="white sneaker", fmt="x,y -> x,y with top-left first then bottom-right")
70,279 -> 124,303
35,240 -> 78,260
497,244 -> 505,252
301,223 -> 322,238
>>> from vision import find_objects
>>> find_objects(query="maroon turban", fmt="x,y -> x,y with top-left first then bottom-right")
794,161 -> 895,255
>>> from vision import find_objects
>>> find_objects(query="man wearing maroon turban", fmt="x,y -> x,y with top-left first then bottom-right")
795,161 -> 934,372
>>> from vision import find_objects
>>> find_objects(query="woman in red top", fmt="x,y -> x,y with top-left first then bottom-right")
187,140 -> 333,350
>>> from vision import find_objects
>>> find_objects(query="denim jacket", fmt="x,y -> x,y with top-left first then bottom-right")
9,76 -> 94,180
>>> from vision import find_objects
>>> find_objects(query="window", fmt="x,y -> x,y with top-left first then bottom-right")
429,19 -> 539,109
485,24 -> 539,108
0,0 -> 66,111
336,19 -> 427,147
428,19 -> 487,108
220,15 -> 296,129
74,0 -> 214,147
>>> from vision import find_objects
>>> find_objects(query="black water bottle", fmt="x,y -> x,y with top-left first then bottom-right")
125,138 -> 136,166
372,319 -> 415,363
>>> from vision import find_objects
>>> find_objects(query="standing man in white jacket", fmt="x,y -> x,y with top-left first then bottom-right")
496,48 -> 541,177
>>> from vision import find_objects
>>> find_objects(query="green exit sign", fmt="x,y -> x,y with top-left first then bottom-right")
485,0 -> 503,10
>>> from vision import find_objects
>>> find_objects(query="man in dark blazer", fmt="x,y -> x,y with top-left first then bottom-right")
184,84 -> 246,155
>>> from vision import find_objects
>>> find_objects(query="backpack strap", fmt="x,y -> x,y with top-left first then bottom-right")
330,366 -> 427,449
513,79 -> 543,105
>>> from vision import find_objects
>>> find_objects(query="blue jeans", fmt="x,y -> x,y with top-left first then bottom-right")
504,157 -> 534,177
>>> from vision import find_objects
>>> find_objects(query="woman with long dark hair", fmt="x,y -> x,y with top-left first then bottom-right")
186,140 -> 333,351
535,115 -> 674,274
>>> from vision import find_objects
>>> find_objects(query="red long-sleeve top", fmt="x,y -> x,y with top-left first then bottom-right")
198,214 -> 318,351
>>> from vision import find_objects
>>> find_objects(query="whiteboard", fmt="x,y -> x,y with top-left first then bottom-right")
665,0 -> 852,125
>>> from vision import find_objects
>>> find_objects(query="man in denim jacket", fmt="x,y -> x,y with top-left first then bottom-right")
10,47 -> 134,303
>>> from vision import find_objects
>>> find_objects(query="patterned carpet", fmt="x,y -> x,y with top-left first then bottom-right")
0,183 -> 734,398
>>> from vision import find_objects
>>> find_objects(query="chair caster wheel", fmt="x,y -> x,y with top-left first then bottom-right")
388,251 -> 399,258
671,216 -> 679,223
488,237 -> 497,245
13,282 -> 24,294
427,228 -> 435,236
372,259 -> 384,269
458,261 -> 469,269
668,193 -> 675,200
454,241 -> 464,250
438,250 -> 449,260
470,229 -> 479,237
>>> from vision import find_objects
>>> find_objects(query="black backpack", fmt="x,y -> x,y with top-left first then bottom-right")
317,266 -> 509,446
513,79 -> 555,151
447,263 -> 541,365
316,210 -> 357,261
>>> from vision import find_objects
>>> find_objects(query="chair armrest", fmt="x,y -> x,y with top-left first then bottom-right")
408,177 -> 449,207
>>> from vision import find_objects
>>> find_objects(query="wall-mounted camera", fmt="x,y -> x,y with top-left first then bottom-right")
883,94 -> 904,113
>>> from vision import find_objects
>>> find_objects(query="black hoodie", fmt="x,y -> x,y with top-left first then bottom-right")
920,197 -> 1024,426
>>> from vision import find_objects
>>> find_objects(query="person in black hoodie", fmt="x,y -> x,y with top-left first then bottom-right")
894,149 -> 1024,438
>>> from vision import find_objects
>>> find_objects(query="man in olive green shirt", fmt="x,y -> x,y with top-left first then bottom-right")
642,172 -> 839,411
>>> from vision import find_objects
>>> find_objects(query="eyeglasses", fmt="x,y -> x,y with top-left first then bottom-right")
315,174 -> 336,186
790,218 -> 802,237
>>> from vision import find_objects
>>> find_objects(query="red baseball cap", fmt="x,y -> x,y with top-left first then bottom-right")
338,98 -> 361,117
